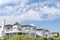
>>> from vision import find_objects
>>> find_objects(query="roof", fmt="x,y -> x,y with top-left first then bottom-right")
37,28 -> 45,31
5,24 -> 13,27
22,25 -> 34,27
52,32 -> 59,34
13,22 -> 20,26
0,26 -> 1,28
45,30 -> 50,32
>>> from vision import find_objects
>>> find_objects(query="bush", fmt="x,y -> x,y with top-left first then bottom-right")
8,35 -> 34,40
47,38 -> 54,40
34,38 -> 43,40
1,35 -> 60,40
4,35 -> 43,40
43,38 -> 47,40
0,38 -> 2,40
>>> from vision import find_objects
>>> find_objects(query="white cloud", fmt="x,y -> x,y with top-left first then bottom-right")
0,0 -> 17,5
0,0 -> 60,25
0,10 -> 41,25
42,6 -> 60,19
56,2 -> 60,8
19,10 -> 41,21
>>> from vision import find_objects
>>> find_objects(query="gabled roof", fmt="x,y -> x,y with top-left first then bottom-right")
5,24 -> 13,27
52,32 -> 59,34
13,22 -> 20,26
22,25 -> 34,27
45,30 -> 50,32
37,28 -> 45,31
0,26 -> 1,28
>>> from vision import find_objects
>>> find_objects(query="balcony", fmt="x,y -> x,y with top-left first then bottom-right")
4,28 -> 22,33
4,28 -> 36,34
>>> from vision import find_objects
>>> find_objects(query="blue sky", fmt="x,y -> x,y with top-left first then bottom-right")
0,0 -> 60,32
21,19 -> 60,32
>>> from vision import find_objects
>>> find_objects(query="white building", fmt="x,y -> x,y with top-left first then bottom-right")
52,32 -> 59,38
0,20 -> 59,38
36,28 -> 52,38
45,30 -> 52,38
36,28 -> 45,38
0,20 -> 36,38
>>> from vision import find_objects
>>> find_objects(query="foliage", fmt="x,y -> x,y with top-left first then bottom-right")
0,35 -> 60,40
47,38 -> 54,40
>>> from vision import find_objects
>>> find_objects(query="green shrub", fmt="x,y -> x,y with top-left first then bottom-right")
7,35 -> 34,40
2,35 -> 60,40
34,38 -> 43,40
43,38 -> 47,40
0,38 -> 2,40
47,38 -> 54,40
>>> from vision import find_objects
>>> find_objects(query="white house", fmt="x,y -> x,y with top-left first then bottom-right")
36,28 -> 46,38
45,30 -> 52,38
36,28 -> 52,38
52,32 -> 59,38
0,20 -> 59,38
0,20 -> 36,38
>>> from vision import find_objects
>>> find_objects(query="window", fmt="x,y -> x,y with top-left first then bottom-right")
0,26 -> 1,28
33,27 -> 36,30
6,33 -> 9,37
25,27 -> 28,30
29,27 -> 31,30
31,33 -> 35,37
7,28 -> 10,29
17,27 -> 22,30
14,27 -> 16,29
6,27 -> 12,31
18,33 -> 22,35
13,33 -> 16,36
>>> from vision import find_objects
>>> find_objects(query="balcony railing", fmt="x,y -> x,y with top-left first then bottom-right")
5,29 -> 13,31
4,29 -> 36,33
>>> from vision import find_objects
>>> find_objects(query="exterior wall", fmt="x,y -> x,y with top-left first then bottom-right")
22,27 -> 30,32
36,30 -> 45,38
13,25 -> 22,32
0,20 -> 5,38
59,33 -> 60,38
0,28 -> 3,37
29,27 -> 36,38
0,20 -> 60,38
22,27 -> 35,33
3,25 -> 36,38
22,26 -> 36,38
4,25 -> 22,33
52,33 -> 59,37
0,27 -> 6,38
45,32 -> 52,38
4,27 -> 13,31
36,29 -> 53,38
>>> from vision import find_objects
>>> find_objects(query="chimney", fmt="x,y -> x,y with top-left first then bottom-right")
1,20 -> 5,38
31,24 -> 35,26
2,20 -> 5,29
